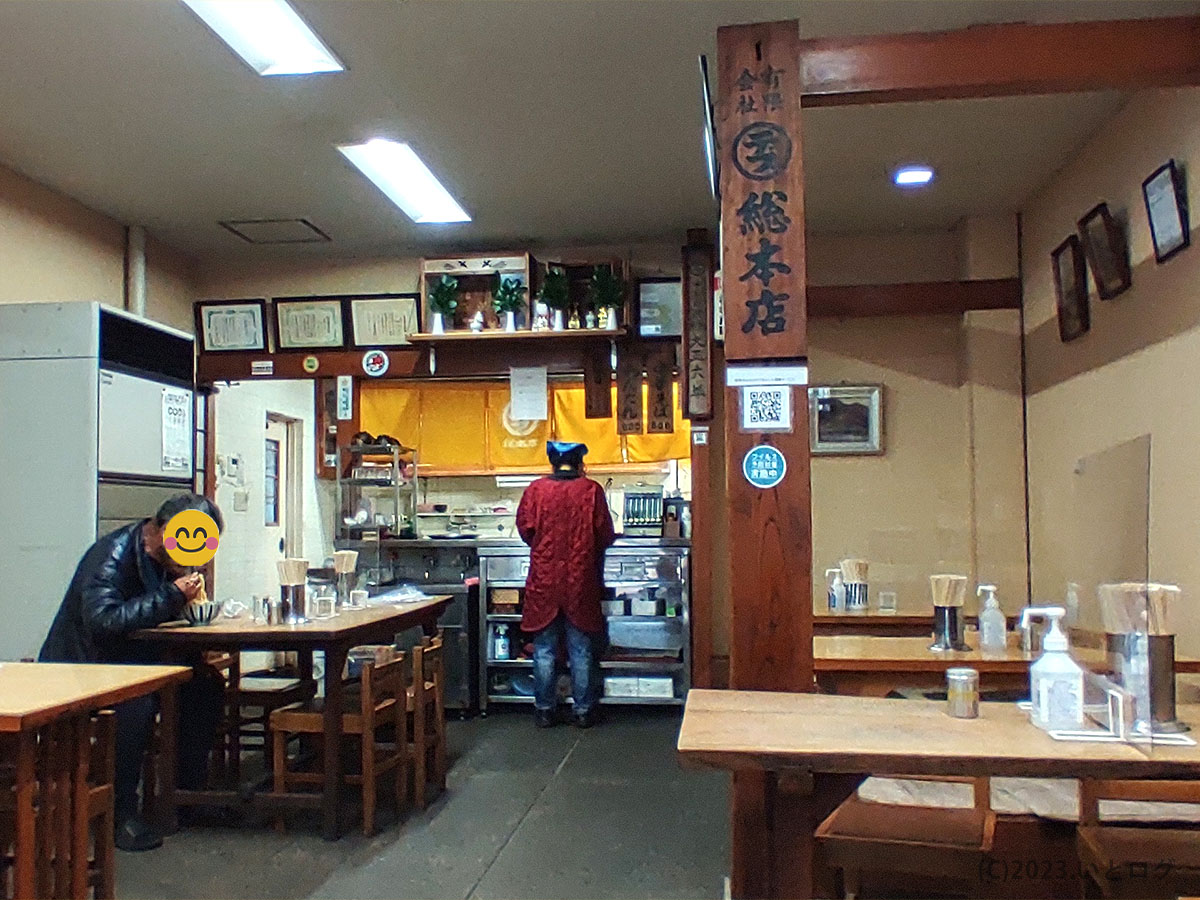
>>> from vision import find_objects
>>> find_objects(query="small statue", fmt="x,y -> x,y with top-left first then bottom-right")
596,306 -> 609,329
585,310 -> 597,329
469,310 -> 485,333
567,309 -> 581,330
533,301 -> 551,332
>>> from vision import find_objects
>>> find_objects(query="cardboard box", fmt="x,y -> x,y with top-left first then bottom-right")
630,598 -> 662,616
603,677 -> 640,698
637,676 -> 675,698
601,599 -> 626,617
490,588 -> 520,609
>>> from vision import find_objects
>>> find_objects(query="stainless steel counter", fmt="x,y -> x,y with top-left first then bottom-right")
336,535 -> 691,551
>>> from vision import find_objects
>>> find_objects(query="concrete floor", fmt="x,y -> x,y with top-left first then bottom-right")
116,708 -> 730,900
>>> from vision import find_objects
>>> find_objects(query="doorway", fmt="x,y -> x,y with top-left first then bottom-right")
265,412 -> 303,563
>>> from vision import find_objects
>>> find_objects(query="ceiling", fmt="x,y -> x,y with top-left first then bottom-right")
0,0 -> 1195,260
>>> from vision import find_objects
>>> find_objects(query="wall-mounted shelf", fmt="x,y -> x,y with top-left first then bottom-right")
408,328 -> 624,344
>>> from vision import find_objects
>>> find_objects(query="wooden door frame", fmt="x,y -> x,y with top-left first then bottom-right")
715,14 -> 1200,900
266,411 -> 304,559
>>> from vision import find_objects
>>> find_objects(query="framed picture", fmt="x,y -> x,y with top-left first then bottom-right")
1077,202 -> 1132,300
808,385 -> 883,455
345,293 -> 422,348
1051,234 -> 1090,343
272,297 -> 346,350
637,278 -> 683,337
1142,160 -> 1190,264
194,300 -> 267,352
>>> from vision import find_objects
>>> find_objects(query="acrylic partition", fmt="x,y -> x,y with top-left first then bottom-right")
1041,435 -> 1152,752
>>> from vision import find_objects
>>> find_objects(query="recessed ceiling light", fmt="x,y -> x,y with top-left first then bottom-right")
893,165 -> 935,187
181,0 -> 344,76
338,139 -> 471,225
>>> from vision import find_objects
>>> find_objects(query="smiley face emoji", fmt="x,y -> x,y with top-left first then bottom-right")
162,510 -> 220,567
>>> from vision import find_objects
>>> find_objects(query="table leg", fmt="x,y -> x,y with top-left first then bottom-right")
420,615 -> 439,639
14,730 -> 36,900
157,683 -> 179,833
730,769 -> 865,900
321,645 -> 349,841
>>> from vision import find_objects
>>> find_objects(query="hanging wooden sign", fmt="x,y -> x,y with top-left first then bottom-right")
615,342 -> 644,435
718,19 -> 807,361
682,230 -> 714,419
646,343 -> 676,434
583,346 -> 613,419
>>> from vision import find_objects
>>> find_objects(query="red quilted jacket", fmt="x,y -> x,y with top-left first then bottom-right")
516,475 -> 616,634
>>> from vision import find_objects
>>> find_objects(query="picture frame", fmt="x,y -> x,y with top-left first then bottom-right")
272,297 -> 347,351
637,277 -> 684,338
808,385 -> 883,455
1051,234 -> 1090,343
194,299 -> 268,353
344,293 -> 422,348
1142,159 -> 1190,264
1077,202 -> 1132,300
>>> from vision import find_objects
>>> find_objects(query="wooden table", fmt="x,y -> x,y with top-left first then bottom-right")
132,596 -> 450,840
677,689 -> 1200,899
813,613 -> 1021,637
814,635 -> 1200,696
0,662 -> 190,900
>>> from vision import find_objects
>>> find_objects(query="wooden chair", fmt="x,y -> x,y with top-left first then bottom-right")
816,776 -> 996,898
270,655 -> 409,836
408,634 -> 447,809
1078,779 -> 1200,898
74,711 -> 116,900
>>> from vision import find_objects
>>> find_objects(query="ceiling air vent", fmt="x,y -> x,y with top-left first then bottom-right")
218,218 -> 331,244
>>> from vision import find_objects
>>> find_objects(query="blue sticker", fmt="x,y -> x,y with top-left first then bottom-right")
742,444 -> 787,490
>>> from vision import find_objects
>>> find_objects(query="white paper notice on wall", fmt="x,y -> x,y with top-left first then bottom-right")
161,388 -> 193,473
336,375 -> 353,420
510,366 -> 548,421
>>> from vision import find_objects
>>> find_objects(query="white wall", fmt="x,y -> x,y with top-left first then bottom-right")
212,380 -> 332,601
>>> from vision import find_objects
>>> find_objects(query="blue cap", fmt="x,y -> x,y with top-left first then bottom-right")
547,441 -> 588,457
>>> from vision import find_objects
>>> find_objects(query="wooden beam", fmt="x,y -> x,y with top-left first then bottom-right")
197,349 -> 421,383
799,17 -> 1200,107
809,278 -> 1020,318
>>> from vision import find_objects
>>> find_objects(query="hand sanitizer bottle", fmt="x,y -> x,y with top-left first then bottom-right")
977,585 -> 1007,652
826,568 -> 844,612
1023,606 -> 1083,731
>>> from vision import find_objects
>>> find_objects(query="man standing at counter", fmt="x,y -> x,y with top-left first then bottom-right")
39,493 -> 226,852
517,441 -> 615,728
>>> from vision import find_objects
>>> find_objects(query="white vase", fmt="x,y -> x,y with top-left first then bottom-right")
504,311 -> 516,333
605,307 -> 618,330
431,312 -> 445,335
552,310 -> 564,331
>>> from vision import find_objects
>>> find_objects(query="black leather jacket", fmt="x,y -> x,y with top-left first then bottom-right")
39,521 -> 187,664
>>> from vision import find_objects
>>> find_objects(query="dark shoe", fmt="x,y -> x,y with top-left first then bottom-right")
534,708 -> 556,728
573,709 -> 598,729
115,816 -> 163,852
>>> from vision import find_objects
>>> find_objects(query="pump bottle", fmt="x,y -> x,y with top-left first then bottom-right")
826,568 -> 845,612
1021,606 -> 1084,731
977,585 -> 1007,652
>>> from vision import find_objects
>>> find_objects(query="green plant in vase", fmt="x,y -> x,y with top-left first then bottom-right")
539,269 -> 570,331
587,265 -> 625,331
428,275 -> 459,334
491,276 -> 527,333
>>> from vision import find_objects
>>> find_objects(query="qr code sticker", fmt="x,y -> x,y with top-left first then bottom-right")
742,386 -> 791,431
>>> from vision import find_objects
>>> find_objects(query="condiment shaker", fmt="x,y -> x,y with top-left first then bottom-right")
946,667 -> 980,718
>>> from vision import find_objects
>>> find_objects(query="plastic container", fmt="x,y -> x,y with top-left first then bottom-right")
978,584 -> 1007,652
826,568 -> 845,612
493,624 -> 511,661
946,667 -> 979,718
1023,606 -> 1084,731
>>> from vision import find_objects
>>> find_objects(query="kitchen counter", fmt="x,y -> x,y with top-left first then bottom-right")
336,535 -> 691,550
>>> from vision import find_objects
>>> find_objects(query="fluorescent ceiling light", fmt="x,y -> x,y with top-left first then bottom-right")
893,165 -> 935,187
181,0 -> 344,76
338,139 -> 471,224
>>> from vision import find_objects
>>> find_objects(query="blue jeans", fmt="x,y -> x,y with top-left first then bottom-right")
532,615 -> 600,714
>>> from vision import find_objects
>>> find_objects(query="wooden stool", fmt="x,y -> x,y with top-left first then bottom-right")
1078,779 -> 1200,898
816,776 -> 996,898
408,634 -> 447,809
270,655 -> 410,836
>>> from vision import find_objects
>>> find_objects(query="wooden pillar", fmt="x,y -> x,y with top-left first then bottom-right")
717,19 -> 814,900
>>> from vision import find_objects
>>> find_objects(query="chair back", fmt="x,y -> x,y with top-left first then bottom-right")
1079,779 -> 1200,827
359,653 -> 408,731
413,633 -> 444,708
90,710 -> 116,784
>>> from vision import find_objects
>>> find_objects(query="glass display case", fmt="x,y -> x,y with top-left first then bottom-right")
335,443 -> 418,542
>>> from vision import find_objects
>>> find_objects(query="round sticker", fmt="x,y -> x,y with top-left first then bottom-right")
742,444 -> 787,490
362,350 -> 390,377
302,355 -> 320,374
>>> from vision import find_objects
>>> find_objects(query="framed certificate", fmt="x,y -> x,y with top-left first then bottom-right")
272,297 -> 347,350
1142,160 -> 1190,264
637,278 -> 683,337
1052,234 -> 1090,343
194,300 -> 267,352
347,293 -> 422,347
1077,202 -> 1132,301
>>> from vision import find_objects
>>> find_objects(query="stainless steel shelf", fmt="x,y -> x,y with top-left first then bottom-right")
486,613 -> 522,622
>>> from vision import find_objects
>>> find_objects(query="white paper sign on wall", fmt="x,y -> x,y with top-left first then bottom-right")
336,376 -> 353,420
